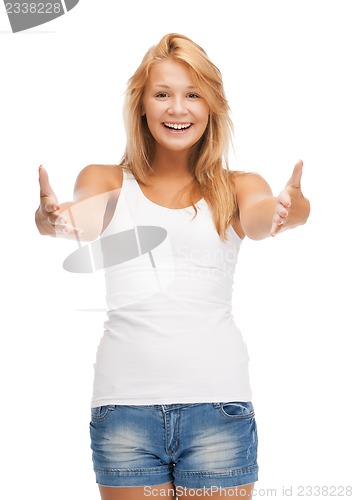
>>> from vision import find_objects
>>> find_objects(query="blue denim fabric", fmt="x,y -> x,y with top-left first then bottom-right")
90,401 -> 258,489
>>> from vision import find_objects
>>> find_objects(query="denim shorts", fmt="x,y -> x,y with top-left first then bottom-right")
89,401 -> 258,489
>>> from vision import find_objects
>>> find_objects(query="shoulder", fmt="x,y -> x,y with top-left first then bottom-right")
76,164 -> 123,189
229,170 -> 273,205
230,170 -> 271,190
74,164 -> 124,200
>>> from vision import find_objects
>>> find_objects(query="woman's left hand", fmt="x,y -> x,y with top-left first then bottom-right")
270,160 -> 311,237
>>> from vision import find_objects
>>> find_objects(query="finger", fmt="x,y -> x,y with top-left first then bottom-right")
286,159 -> 303,189
47,212 -> 60,226
62,226 -> 84,236
51,214 -> 84,235
43,198 -> 60,213
39,165 -> 58,205
56,222 -> 84,236
277,191 -> 291,210
273,196 -> 289,220
270,213 -> 284,237
48,212 -> 69,227
38,165 -> 52,194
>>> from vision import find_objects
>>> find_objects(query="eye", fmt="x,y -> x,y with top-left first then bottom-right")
187,93 -> 200,99
155,92 -> 169,98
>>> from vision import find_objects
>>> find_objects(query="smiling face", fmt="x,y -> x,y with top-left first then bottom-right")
141,60 -> 210,155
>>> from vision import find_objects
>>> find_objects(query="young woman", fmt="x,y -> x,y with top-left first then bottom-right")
35,33 -> 310,500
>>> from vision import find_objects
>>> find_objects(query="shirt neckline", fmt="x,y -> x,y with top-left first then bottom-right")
132,173 -> 205,211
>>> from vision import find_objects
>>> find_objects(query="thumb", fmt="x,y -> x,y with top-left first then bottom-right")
286,159 -> 303,189
38,165 -> 59,210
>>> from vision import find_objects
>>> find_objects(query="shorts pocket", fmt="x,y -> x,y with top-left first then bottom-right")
90,405 -> 115,423
219,401 -> 255,419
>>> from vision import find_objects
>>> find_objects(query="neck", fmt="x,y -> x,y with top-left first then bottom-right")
151,148 -> 193,179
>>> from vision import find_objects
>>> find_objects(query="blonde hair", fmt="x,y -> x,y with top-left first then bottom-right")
119,33 -> 237,241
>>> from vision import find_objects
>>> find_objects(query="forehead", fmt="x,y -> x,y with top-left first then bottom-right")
146,60 -> 196,88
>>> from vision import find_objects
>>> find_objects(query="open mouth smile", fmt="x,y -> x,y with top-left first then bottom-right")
162,122 -> 193,132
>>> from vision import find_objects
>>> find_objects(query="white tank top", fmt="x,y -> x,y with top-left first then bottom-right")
91,168 -> 252,407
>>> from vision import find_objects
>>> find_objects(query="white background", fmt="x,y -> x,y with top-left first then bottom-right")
1,1 -> 353,498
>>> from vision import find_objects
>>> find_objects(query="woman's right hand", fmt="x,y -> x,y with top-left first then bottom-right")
35,165 -> 79,237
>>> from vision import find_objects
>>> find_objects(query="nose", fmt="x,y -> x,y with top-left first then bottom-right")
167,96 -> 188,116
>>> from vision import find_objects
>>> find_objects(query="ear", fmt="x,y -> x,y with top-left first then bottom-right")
140,104 -> 146,117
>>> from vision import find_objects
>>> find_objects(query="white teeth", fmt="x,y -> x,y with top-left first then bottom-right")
164,123 -> 191,130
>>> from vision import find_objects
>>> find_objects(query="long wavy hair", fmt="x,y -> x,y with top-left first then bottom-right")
118,33 -> 237,241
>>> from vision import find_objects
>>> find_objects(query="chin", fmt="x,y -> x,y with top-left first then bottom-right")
157,138 -> 202,153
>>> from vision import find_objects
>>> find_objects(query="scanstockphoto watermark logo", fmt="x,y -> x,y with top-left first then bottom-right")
3,0 -> 79,33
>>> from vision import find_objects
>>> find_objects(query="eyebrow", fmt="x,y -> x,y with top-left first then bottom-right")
153,84 -> 198,90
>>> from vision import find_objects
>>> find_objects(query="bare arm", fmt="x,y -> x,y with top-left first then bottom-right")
235,160 -> 310,240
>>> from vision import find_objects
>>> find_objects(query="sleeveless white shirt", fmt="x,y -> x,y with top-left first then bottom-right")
91,168 -> 252,407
